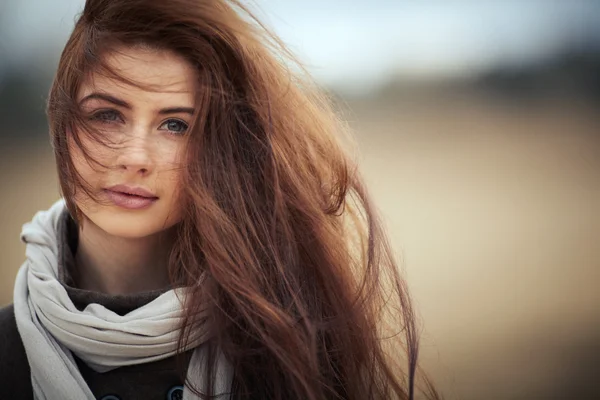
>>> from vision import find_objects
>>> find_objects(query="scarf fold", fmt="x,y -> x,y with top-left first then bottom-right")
13,199 -> 232,400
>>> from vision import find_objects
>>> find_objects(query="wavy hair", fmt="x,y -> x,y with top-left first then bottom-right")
47,0 -> 438,399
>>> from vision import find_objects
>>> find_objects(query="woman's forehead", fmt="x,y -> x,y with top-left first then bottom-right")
78,46 -> 198,102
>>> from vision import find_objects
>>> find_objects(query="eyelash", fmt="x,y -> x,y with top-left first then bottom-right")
89,110 -> 189,136
90,110 -> 121,124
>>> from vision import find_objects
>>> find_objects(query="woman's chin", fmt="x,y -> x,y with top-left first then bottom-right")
86,211 -> 179,240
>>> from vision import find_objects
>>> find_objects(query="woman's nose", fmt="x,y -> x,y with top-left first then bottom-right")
114,134 -> 154,176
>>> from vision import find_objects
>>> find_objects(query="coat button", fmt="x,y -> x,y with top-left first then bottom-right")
100,396 -> 121,400
167,385 -> 184,400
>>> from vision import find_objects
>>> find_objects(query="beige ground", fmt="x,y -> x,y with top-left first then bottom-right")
1,89 -> 598,399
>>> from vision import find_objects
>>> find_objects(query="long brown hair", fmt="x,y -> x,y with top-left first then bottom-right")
47,0 -> 437,399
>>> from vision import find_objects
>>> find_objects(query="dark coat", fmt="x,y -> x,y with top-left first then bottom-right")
0,304 -> 32,400
0,303 -> 191,400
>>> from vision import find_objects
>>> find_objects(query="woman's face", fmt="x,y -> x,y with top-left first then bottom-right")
72,46 -> 197,239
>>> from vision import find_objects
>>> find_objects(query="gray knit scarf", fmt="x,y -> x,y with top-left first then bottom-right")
13,199 -> 232,400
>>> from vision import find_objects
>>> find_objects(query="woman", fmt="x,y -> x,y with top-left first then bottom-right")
0,0 -> 437,399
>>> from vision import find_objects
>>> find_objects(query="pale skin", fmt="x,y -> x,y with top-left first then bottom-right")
71,46 -> 197,295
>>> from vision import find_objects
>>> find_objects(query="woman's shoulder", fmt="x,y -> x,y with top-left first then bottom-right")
0,304 -> 22,353
0,304 -> 33,400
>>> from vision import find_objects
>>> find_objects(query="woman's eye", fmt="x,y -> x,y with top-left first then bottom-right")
159,119 -> 189,135
90,110 -> 122,123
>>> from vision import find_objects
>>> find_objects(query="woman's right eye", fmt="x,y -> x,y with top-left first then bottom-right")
90,110 -> 122,123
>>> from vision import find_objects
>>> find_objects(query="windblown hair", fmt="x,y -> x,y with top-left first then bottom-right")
47,0 -> 438,399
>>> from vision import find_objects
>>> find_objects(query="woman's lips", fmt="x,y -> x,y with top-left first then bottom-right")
106,184 -> 157,198
104,186 -> 158,210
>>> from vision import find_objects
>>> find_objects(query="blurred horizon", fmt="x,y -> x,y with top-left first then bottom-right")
2,0 -> 600,145
2,0 -> 600,87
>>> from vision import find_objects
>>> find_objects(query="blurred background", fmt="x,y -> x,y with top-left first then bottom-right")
1,1 -> 599,398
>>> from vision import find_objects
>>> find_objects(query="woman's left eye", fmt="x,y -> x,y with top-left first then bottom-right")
159,119 -> 189,135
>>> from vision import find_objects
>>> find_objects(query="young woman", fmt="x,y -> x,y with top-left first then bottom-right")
0,0 -> 438,399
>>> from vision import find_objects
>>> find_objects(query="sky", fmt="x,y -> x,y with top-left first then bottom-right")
2,0 -> 600,93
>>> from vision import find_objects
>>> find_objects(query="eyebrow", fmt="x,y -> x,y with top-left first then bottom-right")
79,92 -> 195,115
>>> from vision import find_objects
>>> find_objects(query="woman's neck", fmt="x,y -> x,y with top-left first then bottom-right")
75,217 -> 174,295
